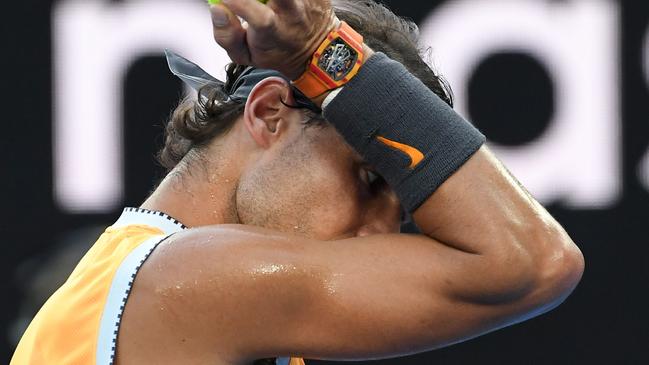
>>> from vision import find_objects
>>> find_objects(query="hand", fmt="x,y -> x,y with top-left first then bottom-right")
210,0 -> 338,80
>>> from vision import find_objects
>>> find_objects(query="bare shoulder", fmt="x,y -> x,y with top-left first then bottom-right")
148,225 -> 330,296
116,225 -> 328,364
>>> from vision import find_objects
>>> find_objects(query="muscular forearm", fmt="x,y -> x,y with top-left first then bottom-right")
413,146 -> 556,259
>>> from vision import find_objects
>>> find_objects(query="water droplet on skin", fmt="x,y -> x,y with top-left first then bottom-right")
323,273 -> 342,296
249,264 -> 299,278
252,264 -> 283,275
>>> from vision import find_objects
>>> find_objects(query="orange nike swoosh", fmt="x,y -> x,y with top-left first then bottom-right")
376,136 -> 424,169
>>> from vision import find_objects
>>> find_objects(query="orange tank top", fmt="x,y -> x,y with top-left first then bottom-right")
11,208 -> 305,365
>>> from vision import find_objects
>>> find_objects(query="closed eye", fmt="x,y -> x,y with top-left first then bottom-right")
367,170 -> 380,185
361,168 -> 386,193
357,161 -> 387,193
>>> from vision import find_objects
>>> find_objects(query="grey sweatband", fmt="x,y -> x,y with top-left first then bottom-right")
323,52 -> 486,212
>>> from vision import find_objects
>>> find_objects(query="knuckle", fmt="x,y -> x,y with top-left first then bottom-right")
258,13 -> 275,30
213,30 -> 234,46
213,32 -> 227,45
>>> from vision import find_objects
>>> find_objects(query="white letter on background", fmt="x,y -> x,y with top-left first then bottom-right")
419,0 -> 620,208
639,24 -> 649,191
54,0 -> 230,212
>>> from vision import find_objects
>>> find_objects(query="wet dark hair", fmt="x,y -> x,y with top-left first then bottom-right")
158,0 -> 454,172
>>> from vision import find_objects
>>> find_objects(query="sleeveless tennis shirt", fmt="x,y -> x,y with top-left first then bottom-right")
11,208 -> 305,365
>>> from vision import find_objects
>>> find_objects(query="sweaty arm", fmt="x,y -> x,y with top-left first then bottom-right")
120,51 -> 584,364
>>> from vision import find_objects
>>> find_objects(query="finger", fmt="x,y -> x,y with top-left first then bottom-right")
267,0 -> 300,15
210,5 -> 252,64
221,0 -> 276,29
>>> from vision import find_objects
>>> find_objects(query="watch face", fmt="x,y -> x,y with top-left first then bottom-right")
318,37 -> 358,82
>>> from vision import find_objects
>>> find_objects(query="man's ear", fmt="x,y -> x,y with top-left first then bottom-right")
243,77 -> 295,149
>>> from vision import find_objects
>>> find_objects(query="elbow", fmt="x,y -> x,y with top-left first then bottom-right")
466,220 -> 584,309
532,229 -> 584,310
513,222 -> 585,314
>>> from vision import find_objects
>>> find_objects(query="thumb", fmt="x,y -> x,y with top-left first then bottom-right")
210,4 -> 252,65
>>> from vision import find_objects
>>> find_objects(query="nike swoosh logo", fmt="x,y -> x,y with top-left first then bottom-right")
376,136 -> 424,169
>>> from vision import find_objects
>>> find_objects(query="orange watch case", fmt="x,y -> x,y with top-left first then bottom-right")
293,21 -> 364,99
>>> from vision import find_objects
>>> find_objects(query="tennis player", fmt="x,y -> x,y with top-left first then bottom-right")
12,1 -> 584,364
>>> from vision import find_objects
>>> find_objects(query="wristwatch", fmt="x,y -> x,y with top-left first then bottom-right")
293,21 -> 365,99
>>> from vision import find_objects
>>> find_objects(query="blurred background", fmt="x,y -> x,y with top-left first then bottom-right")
2,0 -> 648,363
